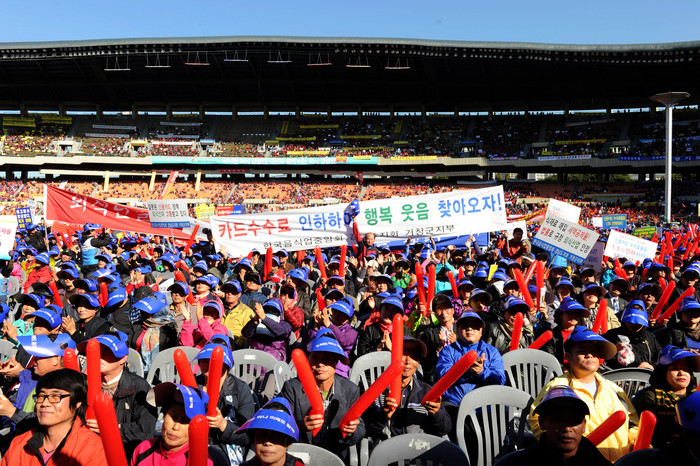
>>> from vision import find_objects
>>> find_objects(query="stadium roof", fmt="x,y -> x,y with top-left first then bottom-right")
1,36 -> 698,112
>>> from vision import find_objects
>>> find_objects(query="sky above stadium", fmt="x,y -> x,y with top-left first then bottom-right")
0,0 -> 698,45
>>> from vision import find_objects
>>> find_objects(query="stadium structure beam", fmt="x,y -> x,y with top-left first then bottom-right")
649,91 -> 690,224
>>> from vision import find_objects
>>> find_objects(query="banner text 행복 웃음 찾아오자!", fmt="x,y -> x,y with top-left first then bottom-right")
210,186 -> 508,256
531,212 -> 600,265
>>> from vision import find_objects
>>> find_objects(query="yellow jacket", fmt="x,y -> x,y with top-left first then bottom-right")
529,372 -> 639,463
222,301 -> 254,344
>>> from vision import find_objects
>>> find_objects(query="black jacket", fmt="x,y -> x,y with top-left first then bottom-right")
654,319 -> 698,349
364,374 -> 452,440
114,368 -> 158,457
70,315 -> 112,344
495,435 -> 612,466
280,376 -> 365,462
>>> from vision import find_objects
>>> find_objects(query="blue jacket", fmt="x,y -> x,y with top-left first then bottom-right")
435,338 -> 506,405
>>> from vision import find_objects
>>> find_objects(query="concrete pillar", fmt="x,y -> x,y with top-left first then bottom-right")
149,171 -> 156,192
195,170 -> 202,191
58,104 -> 65,117
131,104 -> 137,119
199,105 -> 204,120
166,105 -> 172,121
96,105 -> 103,120
103,171 -> 110,192
19,104 -> 27,117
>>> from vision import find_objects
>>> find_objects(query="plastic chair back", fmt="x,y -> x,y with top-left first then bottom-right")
0,340 -> 17,362
349,351 -> 391,392
502,348 -> 563,398
603,367 -> 652,399
367,433 -> 469,466
230,348 -> 279,387
287,443 -> 345,466
146,346 -> 199,385
127,347 -> 144,378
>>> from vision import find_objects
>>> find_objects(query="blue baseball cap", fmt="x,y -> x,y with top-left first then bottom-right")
57,268 -> 80,280
473,267 -> 488,279
206,334 -> 232,349
621,300 -> 649,327
192,275 -> 215,288
504,296 -> 530,314
90,268 -> 114,281
237,397 -> 299,442
456,310 -> 484,328
233,258 -> 253,272
657,345 -> 700,370
491,270 -> 508,282
68,293 -> 101,309
106,287 -> 128,308
328,300 -> 354,318
35,253 -> 50,265
202,300 -> 224,318
380,296 -> 404,315
327,275 -> 345,286
563,326 -> 617,359
307,332 -> 349,364
580,283 -> 605,298
468,289 -> 492,305
558,297 -> 589,316
148,382 -> 209,420
555,277 -> 574,290
263,298 -> 284,316
193,260 -> 208,273
74,279 -> 98,293
18,334 -> 76,358
221,280 -> 242,294
324,288 -> 344,301
77,335 -> 129,358
168,281 -> 191,296
681,299 -> 700,313
457,279 -> 475,291
17,293 -> 44,309
133,296 -> 167,315
32,308 -> 62,329
95,253 -> 112,264
84,223 -> 102,230
134,265 -> 152,274
287,268 -> 309,284
195,343 -> 234,369
534,384 -> 589,416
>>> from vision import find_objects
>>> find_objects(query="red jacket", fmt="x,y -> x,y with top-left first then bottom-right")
2,419 -> 108,466
22,266 -> 53,293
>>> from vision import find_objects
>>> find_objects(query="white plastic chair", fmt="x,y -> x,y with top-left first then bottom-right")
0,340 -> 17,362
273,359 -> 293,393
603,367 -> 652,399
349,351 -> 391,393
502,348 -> 563,399
287,443 -> 345,466
230,348 -> 279,387
146,346 -> 200,385
456,385 -> 533,466
127,347 -> 145,378
367,433 -> 469,466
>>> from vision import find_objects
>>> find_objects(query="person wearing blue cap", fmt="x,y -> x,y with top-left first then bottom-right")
132,382 -> 217,466
242,298 -> 292,362
194,342 -> 256,465
485,296 -> 535,354
241,272 -> 268,309
496,385 -> 611,466
64,293 -> 111,344
21,253 -> 53,294
670,263 -> 700,304
365,336 -> 452,441
219,280 -> 254,349
76,334 -> 157,457
633,345 -> 700,448
647,390 -> 700,463
538,297 -> 590,366
280,332 -> 365,462
308,300 -> 357,379
530,326 -> 639,462
277,284 -> 304,346
602,300 -> 661,370
356,295 -> 406,357
655,298 -> 700,350
284,268 -> 312,318
581,282 -> 621,332
80,225 -> 113,276
181,300 -> 230,350
238,397 -> 304,466
436,311 -> 505,417
414,294 -> 457,383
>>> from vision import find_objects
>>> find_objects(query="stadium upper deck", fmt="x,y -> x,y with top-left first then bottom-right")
0,36 -> 699,113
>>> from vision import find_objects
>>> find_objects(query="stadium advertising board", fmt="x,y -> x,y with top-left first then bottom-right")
545,199 -> 581,223
632,226 -> 657,239
531,212 -> 599,265
604,230 -> 658,263
210,186 -> 507,256
602,214 -> 627,230
537,154 -> 592,161
146,200 -> 191,229
151,156 -> 378,165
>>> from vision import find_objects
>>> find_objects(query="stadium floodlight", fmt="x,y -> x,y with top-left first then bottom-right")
308,53 -> 331,66
185,51 -> 210,66
385,58 -> 410,70
145,53 -> 170,69
104,56 -> 130,71
346,56 -> 370,68
268,51 -> 292,64
223,50 -> 249,62
649,91 -> 690,224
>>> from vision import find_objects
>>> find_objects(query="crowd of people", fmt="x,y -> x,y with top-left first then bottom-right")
0,208 -> 698,465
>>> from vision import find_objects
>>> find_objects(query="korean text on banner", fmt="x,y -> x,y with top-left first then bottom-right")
210,186 -> 507,257
15,207 -> 33,230
146,200 -> 191,229
531,213 -> 599,265
602,214 -> 627,231
604,229 -> 658,263
545,199 -> 581,223
506,220 -> 528,239
0,216 -> 18,257
632,226 -> 657,240
592,217 -> 603,228
583,241 -> 606,272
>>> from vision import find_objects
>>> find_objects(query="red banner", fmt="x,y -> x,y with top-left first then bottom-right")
45,186 -> 191,239
216,205 -> 234,216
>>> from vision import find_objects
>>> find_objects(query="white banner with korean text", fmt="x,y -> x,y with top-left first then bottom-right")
531,212 -> 599,265
210,186 -> 507,256
146,199 -> 191,229
604,229 -> 658,263
0,216 -> 17,258
546,199 -> 581,223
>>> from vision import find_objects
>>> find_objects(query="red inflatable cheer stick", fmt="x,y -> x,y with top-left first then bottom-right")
206,346 -> 224,416
183,224 -> 200,255
315,245 -> 327,280
421,350 -> 478,404
339,360 -> 404,437
658,287 -> 696,322
591,300 -> 608,335
86,339 -> 101,420
63,348 -> 80,372
48,280 -> 63,308
509,312 -> 524,352
427,265 -> 436,304
99,282 -> 109,308
587,410 -> 627,446
651,281 -> 676,321
414,263 -> 427,314
188,415 -> 209,466
339,245 -> 347,278
174,349 -> 197,388
448,271 -> 459,299
315,288 -> 325,311
264,247 -> 273,279
297,249 -> 305,262
389,313 -> 404,410
524,259 -> 538,283
513,268 -> 534,311
659,277 -> 667,291
94,392 -> 128,466
536,261 -> 545,314
633,410 -> 657,451
457,267 -> 464,282
528,330 -> 553,350
291,349 -> 324,437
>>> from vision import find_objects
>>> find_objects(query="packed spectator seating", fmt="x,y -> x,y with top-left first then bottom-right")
79,137 -> 131,157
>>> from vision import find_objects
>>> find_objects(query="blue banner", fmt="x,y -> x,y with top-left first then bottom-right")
532,237 -> 587,265
602,214 -> 627,231
15,207 -> 33,230
619,155 -> 700,162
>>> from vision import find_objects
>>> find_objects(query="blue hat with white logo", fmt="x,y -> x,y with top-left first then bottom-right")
74,279 -> 98,293
563,326 -> 617,360
307,332 -> 349,364
17,293 -> 44,309
380,296 -> 404,315
504,296 -> 530,314
221,280 -> 242,294
328,300 -> 354,318
238,397 -> 299,442
68,293 -> 101,309
77,335 -> 129,358
657,345 -> 700,370
534,384 -> 589,416
456,310 -> 484,328
193,260 -> 208,273
133,296 -> 167,315
195,343 -> 234,369
106,286 -> 128,309
148,382 -> 209,420
202,300 -> 224,318
621,300 -> 649,327
18,334 -> 77,358
32,308 -> 62,329
57,268 -> 80,280
167,281 -> 191,296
